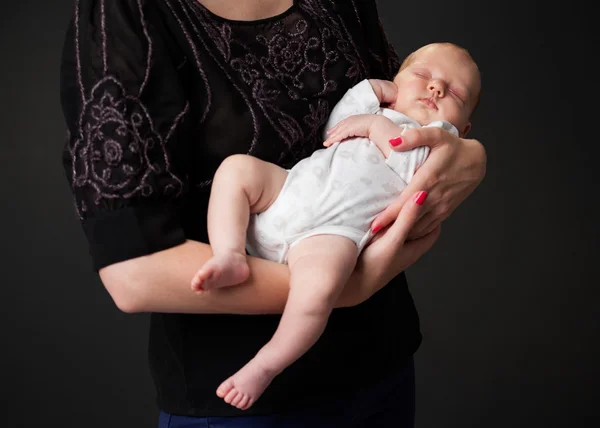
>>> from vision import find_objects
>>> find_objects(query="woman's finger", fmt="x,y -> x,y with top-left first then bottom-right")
385,191 -> 429,245
375,191 -> 428,248
371,199 -> 404,232
372,170 -> 431,231
390,126 -> 452,152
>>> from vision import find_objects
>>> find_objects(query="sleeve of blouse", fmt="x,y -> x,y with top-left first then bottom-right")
60,0 -> 191,271
354,0 -> 401,81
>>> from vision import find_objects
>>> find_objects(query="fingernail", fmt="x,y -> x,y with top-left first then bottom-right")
389,136 -> 403,147
372,225 -> 382,234
414,191 -> 428,205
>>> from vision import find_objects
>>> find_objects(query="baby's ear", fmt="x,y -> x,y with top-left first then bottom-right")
461,122 -> 471,137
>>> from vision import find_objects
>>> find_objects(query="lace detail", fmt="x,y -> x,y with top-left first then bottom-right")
68,77 -> 185,219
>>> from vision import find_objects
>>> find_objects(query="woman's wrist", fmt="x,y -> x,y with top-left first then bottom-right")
353,247 -> 388,304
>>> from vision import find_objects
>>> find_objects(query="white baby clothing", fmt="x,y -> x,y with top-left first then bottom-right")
246,79 -> 458,264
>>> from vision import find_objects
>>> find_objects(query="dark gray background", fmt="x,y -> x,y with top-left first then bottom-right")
1,0 -> 596,427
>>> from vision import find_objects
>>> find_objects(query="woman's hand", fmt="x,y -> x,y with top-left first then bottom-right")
371,127 -> 487,240
352,191 -> 441,302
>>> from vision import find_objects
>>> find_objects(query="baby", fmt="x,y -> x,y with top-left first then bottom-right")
191,42 -> 481,410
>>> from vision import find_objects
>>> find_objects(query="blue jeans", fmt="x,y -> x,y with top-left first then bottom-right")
158,358 -> 415,427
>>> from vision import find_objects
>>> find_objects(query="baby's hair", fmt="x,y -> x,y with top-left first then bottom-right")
397,42 -> 481,117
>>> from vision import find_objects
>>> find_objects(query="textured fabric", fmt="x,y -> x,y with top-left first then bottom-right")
246,79 -> 458,263
60,0 -> 422,417
325,79 -> 458,182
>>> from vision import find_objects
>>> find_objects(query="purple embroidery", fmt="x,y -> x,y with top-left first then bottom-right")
351,1 -> 362,27
66,0 -> 395,209
180,0 -> 261,156
70,77 -> 184,217
74,0 -> 85,105
101,0 -> 107,75
164,0 -> 212,123
184,0 -> 369,164
136,0 -> 154,96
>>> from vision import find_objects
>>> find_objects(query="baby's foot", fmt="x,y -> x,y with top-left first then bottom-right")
191,251 -> 249,292
216,358 -> 275,410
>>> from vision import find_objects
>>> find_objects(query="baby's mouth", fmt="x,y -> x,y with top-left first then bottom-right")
419,98 -> 438,110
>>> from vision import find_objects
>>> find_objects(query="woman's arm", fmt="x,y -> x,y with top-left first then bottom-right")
100,240 -> 291,315
100,192 -> 437,315
370,127 -> 487,239
66,1 -> 440,316
323,116 -> 486,241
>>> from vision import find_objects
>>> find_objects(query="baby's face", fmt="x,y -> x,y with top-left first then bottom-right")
391,44 -> 481,136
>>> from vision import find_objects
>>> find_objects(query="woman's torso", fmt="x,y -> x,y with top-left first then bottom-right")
68,0 -> 422,416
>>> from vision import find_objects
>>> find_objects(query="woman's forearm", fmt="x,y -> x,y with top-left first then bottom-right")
99,239 -> 368,315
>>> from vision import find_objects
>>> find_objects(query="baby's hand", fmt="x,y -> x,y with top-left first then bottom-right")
323,114 -> 380,147
368,79 -> 398,107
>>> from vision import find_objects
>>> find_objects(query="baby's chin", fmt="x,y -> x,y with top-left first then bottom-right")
406,106 -> 440,126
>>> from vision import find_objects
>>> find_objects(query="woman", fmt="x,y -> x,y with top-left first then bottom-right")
60,0 -> 486,426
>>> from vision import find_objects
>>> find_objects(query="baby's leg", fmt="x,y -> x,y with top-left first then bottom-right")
191,154 -> 288,292
216,235 -> 358,410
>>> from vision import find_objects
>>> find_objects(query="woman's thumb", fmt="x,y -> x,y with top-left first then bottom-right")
389,128 -> 419,152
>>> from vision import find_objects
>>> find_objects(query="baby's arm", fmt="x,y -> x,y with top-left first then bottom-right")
323,114 -> 403,158
322,78 -> 398,151
322,79 -> 396,137
368,79 -> 398,108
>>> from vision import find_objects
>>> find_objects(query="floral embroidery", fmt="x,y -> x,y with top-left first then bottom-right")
65,0 -> 397,210
185,0 -> 370,167
68,77 -> 184,218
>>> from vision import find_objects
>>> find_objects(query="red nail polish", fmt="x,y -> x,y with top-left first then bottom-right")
414,191 -> 428,205
372,225 -> 382,234
389,136 -> 403,146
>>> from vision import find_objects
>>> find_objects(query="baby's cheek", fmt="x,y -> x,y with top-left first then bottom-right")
393,96 -> 413,113
448,108 -> 466,128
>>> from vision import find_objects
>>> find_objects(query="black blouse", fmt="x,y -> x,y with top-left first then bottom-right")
60,0 -> 421,417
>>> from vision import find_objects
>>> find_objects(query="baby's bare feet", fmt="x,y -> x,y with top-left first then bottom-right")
216,358 -> 275,410
191,251 -> 249,292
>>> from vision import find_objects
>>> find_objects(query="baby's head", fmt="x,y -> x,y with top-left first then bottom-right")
391,42 -> 481,137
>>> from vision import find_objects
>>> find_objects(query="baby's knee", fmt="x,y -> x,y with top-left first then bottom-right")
216,154 -> 257,181
302,281 -> 341,314
219,154 -> 253,173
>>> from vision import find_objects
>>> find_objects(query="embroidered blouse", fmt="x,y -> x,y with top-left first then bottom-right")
60,0 -> 422,416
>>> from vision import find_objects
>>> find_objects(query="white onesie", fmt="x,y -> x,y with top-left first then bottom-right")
246,79 -> 458,264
